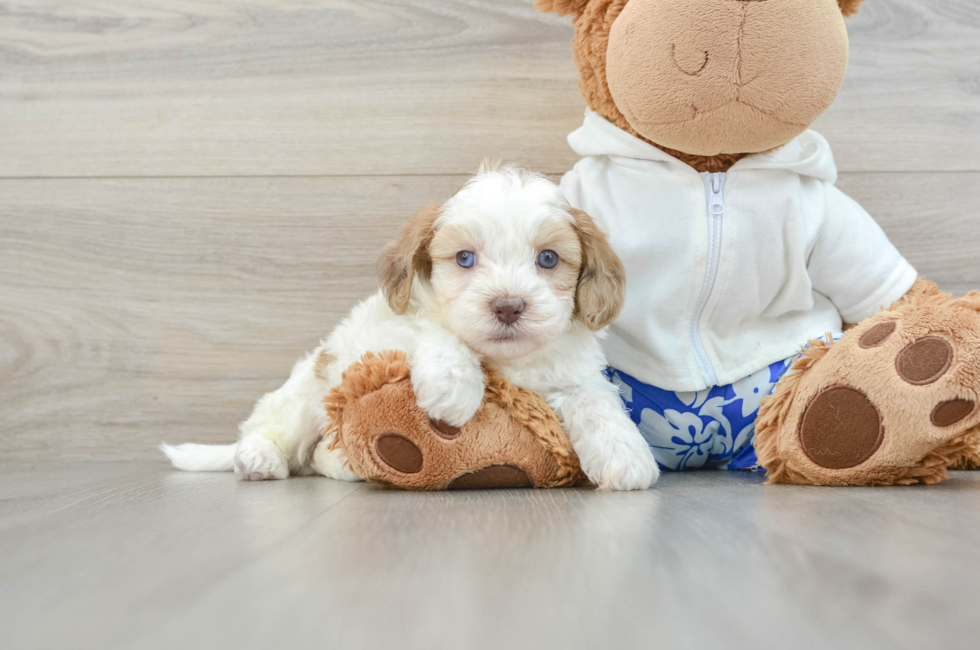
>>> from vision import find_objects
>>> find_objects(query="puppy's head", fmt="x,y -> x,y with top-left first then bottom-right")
379,163 -> 625,359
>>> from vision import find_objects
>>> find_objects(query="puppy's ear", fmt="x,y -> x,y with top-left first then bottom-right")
570,208 -> 625,331
535,0 -> 591,17
378,204 -> 441,315
838,0 -> 867,17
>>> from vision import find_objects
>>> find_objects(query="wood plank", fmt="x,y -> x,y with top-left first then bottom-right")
812,0 -> 980,172
1,172 -> 978,461
0,175 -> 468,460
1,464 -> 979,649
0,0 -> 585,177
836,172 -> 980,296
0,0 -> 977,177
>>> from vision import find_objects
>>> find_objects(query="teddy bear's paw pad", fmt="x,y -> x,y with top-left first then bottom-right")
800,385 -> 883,470
429,419 -> 462,440
858,321 -> 896,348
447,465 -> 533,490
376,433 -> 424,474
895,336 -> 953,385
932,399 -> 976,427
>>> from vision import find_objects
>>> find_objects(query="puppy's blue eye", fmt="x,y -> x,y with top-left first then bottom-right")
537,250 -> 559,269
456,251 -> 476,268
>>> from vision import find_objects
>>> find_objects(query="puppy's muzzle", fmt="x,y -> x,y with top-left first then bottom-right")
491,297 -> 525,325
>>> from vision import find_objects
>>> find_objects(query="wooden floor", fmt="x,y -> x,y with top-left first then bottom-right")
2,1 -> 979,647
2,462 -> 979,650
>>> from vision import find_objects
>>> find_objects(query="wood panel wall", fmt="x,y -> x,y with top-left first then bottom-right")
2,0 -> 978,460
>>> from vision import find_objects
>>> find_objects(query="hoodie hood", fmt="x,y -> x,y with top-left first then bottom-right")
567,110 -> 838,184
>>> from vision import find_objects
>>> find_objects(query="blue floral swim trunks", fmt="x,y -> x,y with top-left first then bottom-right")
608,334 -> 843,472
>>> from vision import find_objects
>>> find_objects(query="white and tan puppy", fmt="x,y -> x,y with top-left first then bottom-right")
163,164 -> 659,490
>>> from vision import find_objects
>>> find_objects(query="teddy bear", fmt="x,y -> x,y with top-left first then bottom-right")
329,0 -> 980,489
531,0 -> 980,485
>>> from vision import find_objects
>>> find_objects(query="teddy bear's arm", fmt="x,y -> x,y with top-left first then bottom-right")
808,184 -> 919,326
842,278 -> 948,329
841,279 -> 950,330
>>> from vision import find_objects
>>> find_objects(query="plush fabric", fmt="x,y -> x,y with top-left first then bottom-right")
606,0 -> 848,156
560,111 -> 917,391
324,350 -> 585,490
756,282 -> 980,486
537,0 -> 857,171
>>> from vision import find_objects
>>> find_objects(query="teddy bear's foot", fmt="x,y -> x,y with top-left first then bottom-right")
756,291 -> 980,485
946,430 -> 980,471
322,350 -> 583,490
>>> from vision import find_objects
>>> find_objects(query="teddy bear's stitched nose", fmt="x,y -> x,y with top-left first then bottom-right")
491,297 -> 525,325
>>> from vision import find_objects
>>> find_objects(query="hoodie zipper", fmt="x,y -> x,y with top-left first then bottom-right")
690,172 -> 726,387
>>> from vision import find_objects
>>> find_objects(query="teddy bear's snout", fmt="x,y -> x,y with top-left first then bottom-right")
605,0 -> 849,155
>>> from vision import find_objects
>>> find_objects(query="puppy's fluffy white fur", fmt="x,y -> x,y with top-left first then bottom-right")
163,164 -> 659,490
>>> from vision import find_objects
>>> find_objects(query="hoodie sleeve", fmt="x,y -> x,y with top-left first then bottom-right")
807,183 -> 918,324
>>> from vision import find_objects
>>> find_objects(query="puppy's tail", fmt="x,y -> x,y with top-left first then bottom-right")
160,442 -> 237,472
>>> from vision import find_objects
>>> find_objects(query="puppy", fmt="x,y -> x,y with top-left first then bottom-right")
163,164 -> 659,490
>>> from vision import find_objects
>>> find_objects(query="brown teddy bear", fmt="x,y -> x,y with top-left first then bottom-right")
533,0 -> 980,485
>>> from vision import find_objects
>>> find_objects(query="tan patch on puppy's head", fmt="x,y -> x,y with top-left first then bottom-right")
427,222 -> 473,265
569,208 -> 625,331
378,204 -> 442,314
534,219 -> 583,295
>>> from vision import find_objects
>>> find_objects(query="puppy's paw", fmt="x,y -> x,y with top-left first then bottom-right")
582,432 -> 660,491
411,360 -> 485,428
234,437 -> 290,481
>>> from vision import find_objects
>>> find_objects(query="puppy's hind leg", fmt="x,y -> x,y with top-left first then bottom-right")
235,349 -> 344,480
234,436 -> 290,481
234,368 -> 307,481
235,394 -> 295,481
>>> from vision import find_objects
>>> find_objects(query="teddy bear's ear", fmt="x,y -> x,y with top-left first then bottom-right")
838,0 -> 867,17
534,0 -> 591,17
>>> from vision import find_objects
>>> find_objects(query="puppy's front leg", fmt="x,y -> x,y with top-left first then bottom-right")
410,331 -> 485,427
557,380 -> 660,491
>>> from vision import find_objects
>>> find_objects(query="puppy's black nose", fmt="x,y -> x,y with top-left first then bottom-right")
491,297 -> 525,325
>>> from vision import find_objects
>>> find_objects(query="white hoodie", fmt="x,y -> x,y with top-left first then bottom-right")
560,111 -> 917,392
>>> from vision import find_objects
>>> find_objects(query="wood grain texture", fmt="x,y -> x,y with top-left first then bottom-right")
812,0 -> 980,172
1,0 -> 978,177
0,0 -> 584,177
0,175 -> 467,460
2,173 -> 978,461
1,464 -> 979,650
835,173 -> 980,296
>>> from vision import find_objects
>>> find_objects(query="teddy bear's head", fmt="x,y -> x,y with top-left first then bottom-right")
538,0 -> 866,170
